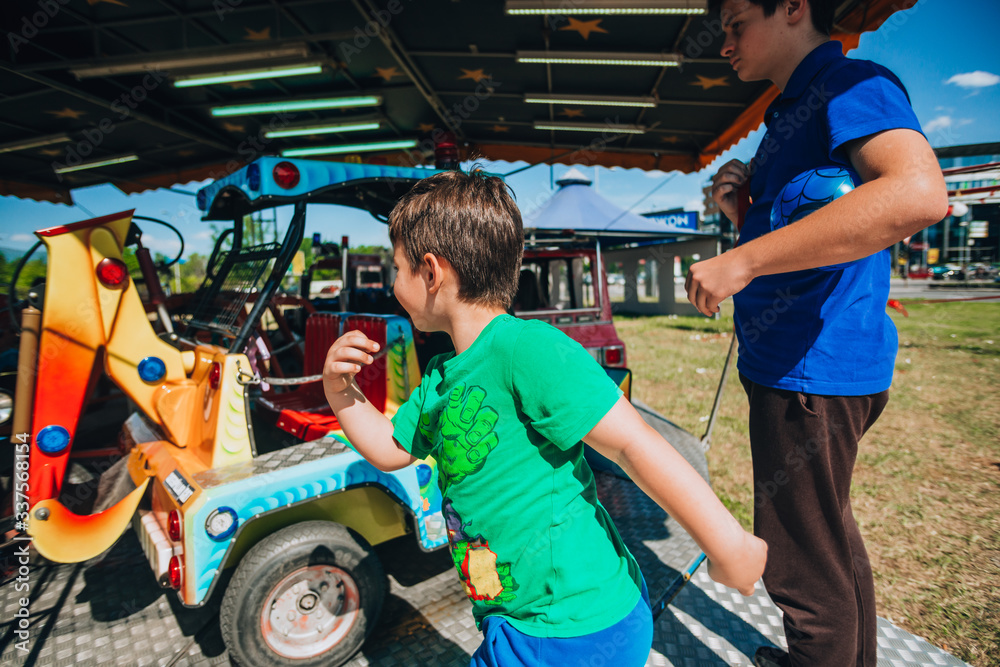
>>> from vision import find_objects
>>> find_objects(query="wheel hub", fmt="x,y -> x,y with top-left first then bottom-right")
261,565 -> 361,659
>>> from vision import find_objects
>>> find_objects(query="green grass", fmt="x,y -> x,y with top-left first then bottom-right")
616,301 -> 1000,667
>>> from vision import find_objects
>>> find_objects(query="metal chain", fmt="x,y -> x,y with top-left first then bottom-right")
235,335 -> 403,386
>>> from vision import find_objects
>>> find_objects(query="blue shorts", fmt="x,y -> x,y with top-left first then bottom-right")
470,579 -> 652,667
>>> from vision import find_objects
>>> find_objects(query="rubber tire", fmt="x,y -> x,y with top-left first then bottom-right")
220,521 -> 386,667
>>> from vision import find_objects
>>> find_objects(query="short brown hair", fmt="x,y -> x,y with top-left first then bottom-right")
389,170 -> 523,309
707,0 -> 834,36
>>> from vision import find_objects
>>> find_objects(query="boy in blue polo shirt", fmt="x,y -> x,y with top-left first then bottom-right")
324,170 -> 768,666
686,1 -> 948,666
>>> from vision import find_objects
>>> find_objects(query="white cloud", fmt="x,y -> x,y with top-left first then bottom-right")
8,234 -> 35,243
945,71 -> 1000,89
923,116 -> 952,133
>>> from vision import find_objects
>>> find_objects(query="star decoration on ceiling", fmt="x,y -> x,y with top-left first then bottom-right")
228,80 -> 255,90
660,135 -> 681,144
559,18 -> 609,40
375,66 -> 403,82
38,148 -> 63,156
458,68 -> 490,83
177,149 -> 196,156
691,75 -> 729,90
491,125 -> 510,133
222,122 -> 246,133
417,123 -> 436,132
244,26 -> 271,41
88,0 -> 128,5
46,107 -> 86,119
559,108 -> 585,118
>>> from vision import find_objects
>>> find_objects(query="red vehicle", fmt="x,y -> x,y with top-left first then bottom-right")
513,246 -> 627,369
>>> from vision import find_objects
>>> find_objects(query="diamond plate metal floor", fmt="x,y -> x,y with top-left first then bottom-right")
0,403 -> 971,667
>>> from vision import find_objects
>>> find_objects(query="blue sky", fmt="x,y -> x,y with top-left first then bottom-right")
2,0 -> 998,258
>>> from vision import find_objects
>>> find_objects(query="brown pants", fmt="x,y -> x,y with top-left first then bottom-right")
740,373 -> 888,667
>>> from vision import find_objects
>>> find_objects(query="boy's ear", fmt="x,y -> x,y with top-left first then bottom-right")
421,252 -> 451,294
783,0 -> 809,25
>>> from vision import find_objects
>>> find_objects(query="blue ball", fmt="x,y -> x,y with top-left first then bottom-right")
770,167 -> 855,232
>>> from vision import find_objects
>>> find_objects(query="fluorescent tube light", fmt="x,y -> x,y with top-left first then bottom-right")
211,96 -> 382,117
265,121 -> 381,139
0,133 -> 71,154
282,140 -> 418,157
534,121 -> 645,134
70,43 -> 311,79
524,93 -> 656,108
174,63 -> 324,88
53,154 -> 139,174
506,0 -> 705,14
517,51 -> 681,67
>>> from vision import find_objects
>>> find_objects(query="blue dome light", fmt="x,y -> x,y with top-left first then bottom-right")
247,162 -> 261,191
137,356 -> 167,384
37,425 -> 71,454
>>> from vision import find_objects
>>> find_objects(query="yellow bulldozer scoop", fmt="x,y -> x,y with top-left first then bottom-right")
27,478 -> 150,563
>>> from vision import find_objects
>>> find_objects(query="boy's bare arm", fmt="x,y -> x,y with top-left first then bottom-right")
687,127 -> 949,316
323,330 -> 417,471
584,397 -> 767,596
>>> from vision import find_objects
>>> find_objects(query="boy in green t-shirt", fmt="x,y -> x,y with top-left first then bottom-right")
323,169 -> 767,666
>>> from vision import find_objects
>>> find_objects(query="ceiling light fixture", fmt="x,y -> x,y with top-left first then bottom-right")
53,154 -> 139,174
506,0 -> 705,14
211,96 -> 382,117
265,120 -> 382,139
517,51 -> 681,67
0,133 -> 72,154
70,43 -> 311,79
524,93 -> 656,108
281,139 -> 418,158
534,121 -> 646,134
174,63 -> 325,88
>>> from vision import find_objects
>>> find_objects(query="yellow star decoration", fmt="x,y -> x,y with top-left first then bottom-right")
375,66 -> 402,82
47,107 -> 86,119
491,125 -> 510,133
228,80 -> 255,90
88,0 -> 128,6
39,148 -> 63,156
660,135 -> 681,144
691,75 -> 729,90
458,68 -> 490,83
177,149 -> 196,156
559,18 -> 608,40
222,122 -> 245,133
244,26 -> 271,41
417,123 -> 436,133
559,108 -> 585,118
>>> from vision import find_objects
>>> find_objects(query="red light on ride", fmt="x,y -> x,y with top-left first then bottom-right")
168,555 -> 183,589
604,346 -> 623,366
168,510 -> 182,542
209,362 -> 222,390
272,161 -> 300,189
96,257 -> 129,288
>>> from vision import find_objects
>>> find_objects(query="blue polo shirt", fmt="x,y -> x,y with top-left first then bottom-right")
734,41 -> 924,396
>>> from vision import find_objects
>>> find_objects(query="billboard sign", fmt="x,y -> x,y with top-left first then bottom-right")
644,211 -> 699,232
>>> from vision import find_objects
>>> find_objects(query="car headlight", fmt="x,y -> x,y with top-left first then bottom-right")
0,391 -> 12,426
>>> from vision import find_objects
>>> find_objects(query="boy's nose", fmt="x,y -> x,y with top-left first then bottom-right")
720,37 -> 735,59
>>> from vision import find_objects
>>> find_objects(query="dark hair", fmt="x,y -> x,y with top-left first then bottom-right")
389,169 -> 523,309
707,0 -> 834,36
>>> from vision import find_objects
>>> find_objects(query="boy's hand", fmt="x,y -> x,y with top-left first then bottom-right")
706,529 -> 768,596
322,330 -> 380,397
711,159 -> 749,223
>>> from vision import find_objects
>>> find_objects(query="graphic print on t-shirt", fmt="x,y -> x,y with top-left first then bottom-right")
444,499 -> 519,605
420,383 -> 500,492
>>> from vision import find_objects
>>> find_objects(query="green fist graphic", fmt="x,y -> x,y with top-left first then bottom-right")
438,384 -> 499,488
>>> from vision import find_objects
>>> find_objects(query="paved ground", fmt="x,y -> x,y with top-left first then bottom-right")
0,403 -> 972,667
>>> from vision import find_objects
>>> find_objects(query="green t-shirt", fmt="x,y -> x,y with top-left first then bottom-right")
391,314 -> 641,638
